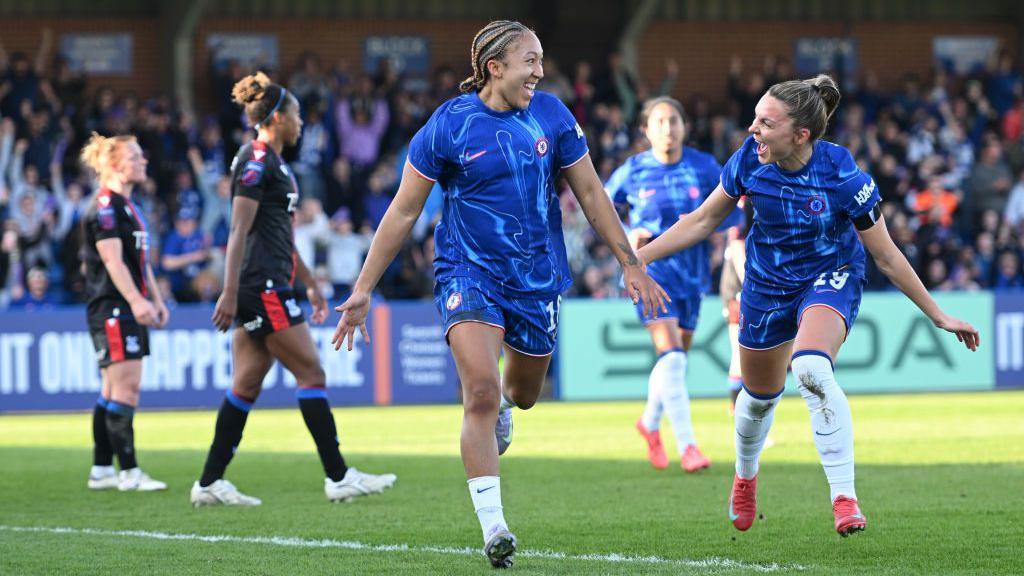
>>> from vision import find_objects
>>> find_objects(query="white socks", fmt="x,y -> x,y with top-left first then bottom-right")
658,350 -> 696,451
734,387 -> 781,479
792,351 -> 856,502
468,476 -> 507,541
641,349 -> 696,452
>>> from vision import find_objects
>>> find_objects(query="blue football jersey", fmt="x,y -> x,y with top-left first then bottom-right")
606,148 -> 723,296
408,90 -> 588,298
721,136 -> 881,296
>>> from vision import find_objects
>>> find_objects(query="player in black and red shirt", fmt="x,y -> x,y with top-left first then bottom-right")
190,72 -> 396,507
80,133 -> 169,492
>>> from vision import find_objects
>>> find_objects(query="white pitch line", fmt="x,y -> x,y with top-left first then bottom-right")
0,525 -> 807,573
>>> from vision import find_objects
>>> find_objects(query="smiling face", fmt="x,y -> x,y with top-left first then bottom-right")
643,102 -> 685,157
487,31 -> 544,110
748,94 -> 810,166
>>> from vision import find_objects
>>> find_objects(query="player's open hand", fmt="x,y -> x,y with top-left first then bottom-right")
622,264 -> 670,320
934,313 -> 980,351
307,286 -> 329,325
332,291 -> 371,351
211,291 -> 237,332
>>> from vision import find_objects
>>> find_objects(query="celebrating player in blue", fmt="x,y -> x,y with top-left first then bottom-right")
605,97 -> 722,473
638,75 -> 979,537
332,20 -> 667,568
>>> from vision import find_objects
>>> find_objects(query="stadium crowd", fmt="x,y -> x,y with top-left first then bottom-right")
2,29 -> 1024,309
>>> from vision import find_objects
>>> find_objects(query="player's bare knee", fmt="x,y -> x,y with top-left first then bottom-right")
462,380 -> 500,415
507,389 -> 537,410
296,365 -> 327,389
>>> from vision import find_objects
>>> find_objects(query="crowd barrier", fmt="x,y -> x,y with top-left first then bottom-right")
0,293 -> 1020,412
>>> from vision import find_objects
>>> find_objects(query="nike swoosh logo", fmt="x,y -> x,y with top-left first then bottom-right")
465,150 -> 487,161
728,499 -> 740,521
476,486 -> 495,494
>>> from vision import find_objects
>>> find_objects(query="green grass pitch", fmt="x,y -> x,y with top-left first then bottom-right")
2,391 -> 1022,575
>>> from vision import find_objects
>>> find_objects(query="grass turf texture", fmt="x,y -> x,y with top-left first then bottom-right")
1,392 -> 1022,575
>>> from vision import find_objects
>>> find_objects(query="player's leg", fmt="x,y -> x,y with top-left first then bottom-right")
105,358 -> 166,491
88,369 -> 117,490
192,328 -> 272,506
448,321 -> 515,564
727,293 -> 795,531
267,322 -> 396,502
793,304 -> 865,536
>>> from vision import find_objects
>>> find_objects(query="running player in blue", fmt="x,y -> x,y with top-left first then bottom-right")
639,75 -> 979,537
605,97 -> 721,473
332,21 -> 667,568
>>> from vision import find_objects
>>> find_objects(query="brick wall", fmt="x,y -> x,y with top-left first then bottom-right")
0,17 -> 159,97
0,17 -> 1018,114
637,20 -> 1019,110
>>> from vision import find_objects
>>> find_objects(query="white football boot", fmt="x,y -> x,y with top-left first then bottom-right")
190,479 -> 262,507
87,465 -> 119,490
117,468 -> 168,492
325,467 -> 397,502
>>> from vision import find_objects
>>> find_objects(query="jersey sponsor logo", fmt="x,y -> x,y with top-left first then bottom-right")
98,206 -> 116,230
855,179 -> 876,206
574,123 -> 584,139
464,149 -> 487,161
805,196 -> 826,215
243,315 -> 264,332
285,298 -> 302,318
639,188 -> 657,199
125,335 -> 140,354
446,292 -> 462,311
534,137 -> 550,156
241,161 -> 264,186
286,190 -> 299,213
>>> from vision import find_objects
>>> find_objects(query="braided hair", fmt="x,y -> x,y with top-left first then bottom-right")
459,20 -> 533,93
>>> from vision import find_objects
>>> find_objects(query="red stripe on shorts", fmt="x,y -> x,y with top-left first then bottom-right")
261,291 -> 290,332
105,318 -> 125,362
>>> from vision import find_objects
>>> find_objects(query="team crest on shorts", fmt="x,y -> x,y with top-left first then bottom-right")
285,298 -> 302,318
446,292 -> 462,311
534,137 -> 549,156
805,196 -> 826,215
125,336 -> 140,354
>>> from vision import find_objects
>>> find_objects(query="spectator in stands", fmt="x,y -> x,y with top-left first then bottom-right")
8,265 -> 56,309
160,207 -> 208,302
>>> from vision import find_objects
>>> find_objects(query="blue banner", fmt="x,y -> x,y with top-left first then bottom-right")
59,34 -> 133,75
995,293 -> 1024,388
363,36 -> 430,75
0,301 -> 464,413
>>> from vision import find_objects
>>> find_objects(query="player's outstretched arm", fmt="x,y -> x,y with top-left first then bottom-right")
563,154 -> 669,319
858,214 -> 980,351
332,162 -> 433,351
639,185 -> 738,265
